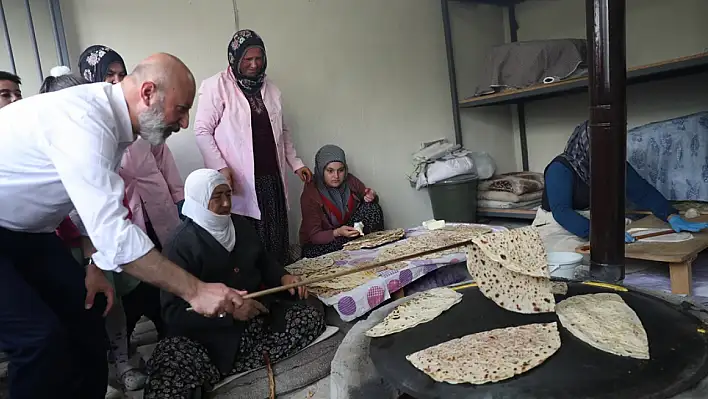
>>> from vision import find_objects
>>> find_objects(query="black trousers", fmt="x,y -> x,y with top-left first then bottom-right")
0,227 -> 108,399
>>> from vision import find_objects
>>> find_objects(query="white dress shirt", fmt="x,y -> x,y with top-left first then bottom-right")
0,82 -> 154,271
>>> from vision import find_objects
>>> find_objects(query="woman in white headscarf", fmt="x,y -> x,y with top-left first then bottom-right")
144,169 -> 325,399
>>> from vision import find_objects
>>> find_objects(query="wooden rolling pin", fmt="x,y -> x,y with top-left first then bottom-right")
575,229 -> 676,254
187,237 -> 477,312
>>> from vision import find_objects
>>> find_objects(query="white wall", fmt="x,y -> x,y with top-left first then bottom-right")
0,0 -> 64,95
512,0 -> 708,172
61,0 -> 468,239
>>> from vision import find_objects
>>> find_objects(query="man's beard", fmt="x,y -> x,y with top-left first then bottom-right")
137,98 -> 179,146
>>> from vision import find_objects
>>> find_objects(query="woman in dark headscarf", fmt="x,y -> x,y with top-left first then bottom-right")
534,120 -> 708,253
299,145 -> 385,257
78,45 -> 127,84
194,30 -> 313,267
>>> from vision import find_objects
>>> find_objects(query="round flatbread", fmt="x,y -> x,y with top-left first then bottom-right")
366,288 -> 463,337
342,228 -> 405,251
406,322 -> 561,385
468,244 -> 554,314
556,293 -> 649,360
471,226 -> 549,278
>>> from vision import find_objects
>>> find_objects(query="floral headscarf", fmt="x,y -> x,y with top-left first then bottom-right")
78,45 -> 126,83
559,120 -> 591,184
227,30 -> 267,95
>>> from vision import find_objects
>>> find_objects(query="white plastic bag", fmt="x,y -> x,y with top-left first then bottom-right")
416,154 -> 476,189
470,152 -> 496,179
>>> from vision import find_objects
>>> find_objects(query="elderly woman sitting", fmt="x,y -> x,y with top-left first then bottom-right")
144,169 -> 325,399
299,145 -> 385,258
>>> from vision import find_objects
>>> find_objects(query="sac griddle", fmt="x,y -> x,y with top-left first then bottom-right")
370,282 -> 708,399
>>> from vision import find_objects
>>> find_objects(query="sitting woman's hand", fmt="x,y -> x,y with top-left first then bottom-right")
232,299 -> 268,321
669,215 -> 708,233
364,188 -> 376,203
281,274 -> 308,299
334,225 -> 361,238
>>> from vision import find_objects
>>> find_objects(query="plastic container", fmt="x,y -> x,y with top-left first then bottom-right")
427,174 -> 478,223
547,252 -> 583,279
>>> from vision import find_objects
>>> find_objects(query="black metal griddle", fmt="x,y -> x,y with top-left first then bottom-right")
370,283 -> 708,399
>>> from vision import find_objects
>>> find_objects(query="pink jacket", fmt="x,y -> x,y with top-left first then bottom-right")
194,69 -> 305,220
119,138 -> 184,246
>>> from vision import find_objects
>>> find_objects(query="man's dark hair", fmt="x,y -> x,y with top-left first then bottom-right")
0,71 -> 21,85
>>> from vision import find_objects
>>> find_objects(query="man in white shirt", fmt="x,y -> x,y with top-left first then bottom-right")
0,53 -> 246,399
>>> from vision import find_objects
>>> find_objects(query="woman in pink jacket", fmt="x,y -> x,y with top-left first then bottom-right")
195,30 -> 312,266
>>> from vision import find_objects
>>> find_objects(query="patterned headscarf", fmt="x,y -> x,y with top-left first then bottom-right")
559,120 -> 591,184
315,145 -> 352,220
227,30 -> 267,95
78,45 -> 126,83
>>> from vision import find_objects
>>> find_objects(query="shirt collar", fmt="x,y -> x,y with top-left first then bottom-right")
107,83 -> 135,144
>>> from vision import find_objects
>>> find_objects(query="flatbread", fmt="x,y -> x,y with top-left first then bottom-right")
366,288 -> 463,337
471,226 -> 549,278
550,281 -> 568,295
468,244 -> 554,314
557,293 -> 649,359
406,322 -> 561,385
307,267 -> 377,290
285,256 -> 335,277
342,228 -> 405,251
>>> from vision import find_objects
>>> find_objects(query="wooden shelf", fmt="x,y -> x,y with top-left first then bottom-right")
460,53 -> 708,108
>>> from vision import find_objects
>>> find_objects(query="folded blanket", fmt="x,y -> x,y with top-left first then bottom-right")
478,173 -> 544,195
478,199 -> 542,209
478,190 -> 542,203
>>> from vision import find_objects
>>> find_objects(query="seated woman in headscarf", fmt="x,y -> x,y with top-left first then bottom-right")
144,169 -> 326,399
299,145 -> 385,258
533,120 -> 708,253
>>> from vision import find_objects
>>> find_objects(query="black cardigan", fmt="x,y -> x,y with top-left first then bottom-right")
160,214 -> 287,374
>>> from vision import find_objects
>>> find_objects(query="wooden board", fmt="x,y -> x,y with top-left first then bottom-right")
624,215 -> 708,264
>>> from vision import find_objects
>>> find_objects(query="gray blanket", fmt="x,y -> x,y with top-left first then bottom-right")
474,39 -> 587,96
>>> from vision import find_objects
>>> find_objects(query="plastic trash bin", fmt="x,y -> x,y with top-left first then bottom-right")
427,174 -> 478,223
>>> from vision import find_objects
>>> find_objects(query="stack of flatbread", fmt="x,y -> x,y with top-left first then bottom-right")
366,288 -> 463,337
375,225 -> 490,265
285,256 -> 335,278
342,228 -> 405,251
406,322 -> 561,384
468,226 -> 555,314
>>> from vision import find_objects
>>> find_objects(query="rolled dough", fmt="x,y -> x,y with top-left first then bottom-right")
627,228 -> 692,243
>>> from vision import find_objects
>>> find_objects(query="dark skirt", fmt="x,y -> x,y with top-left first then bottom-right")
248,174 -> 291,266
143,303 -> 325,399
302,201 -> 385,258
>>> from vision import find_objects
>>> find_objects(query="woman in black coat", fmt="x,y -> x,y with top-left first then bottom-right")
144,169 -> 325,399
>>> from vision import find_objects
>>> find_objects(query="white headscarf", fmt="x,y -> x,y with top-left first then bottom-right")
182,169 -> 236,251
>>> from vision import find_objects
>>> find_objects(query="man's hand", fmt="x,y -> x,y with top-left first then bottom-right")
281,274 -> 308,299
295,167 -> 313,183
334,225 -> 361,238
219,167 -> 234,188
188,281 -> 246,317
364,188 -> 376,203
85,263 -> 114,317
232,299 -> 268,321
